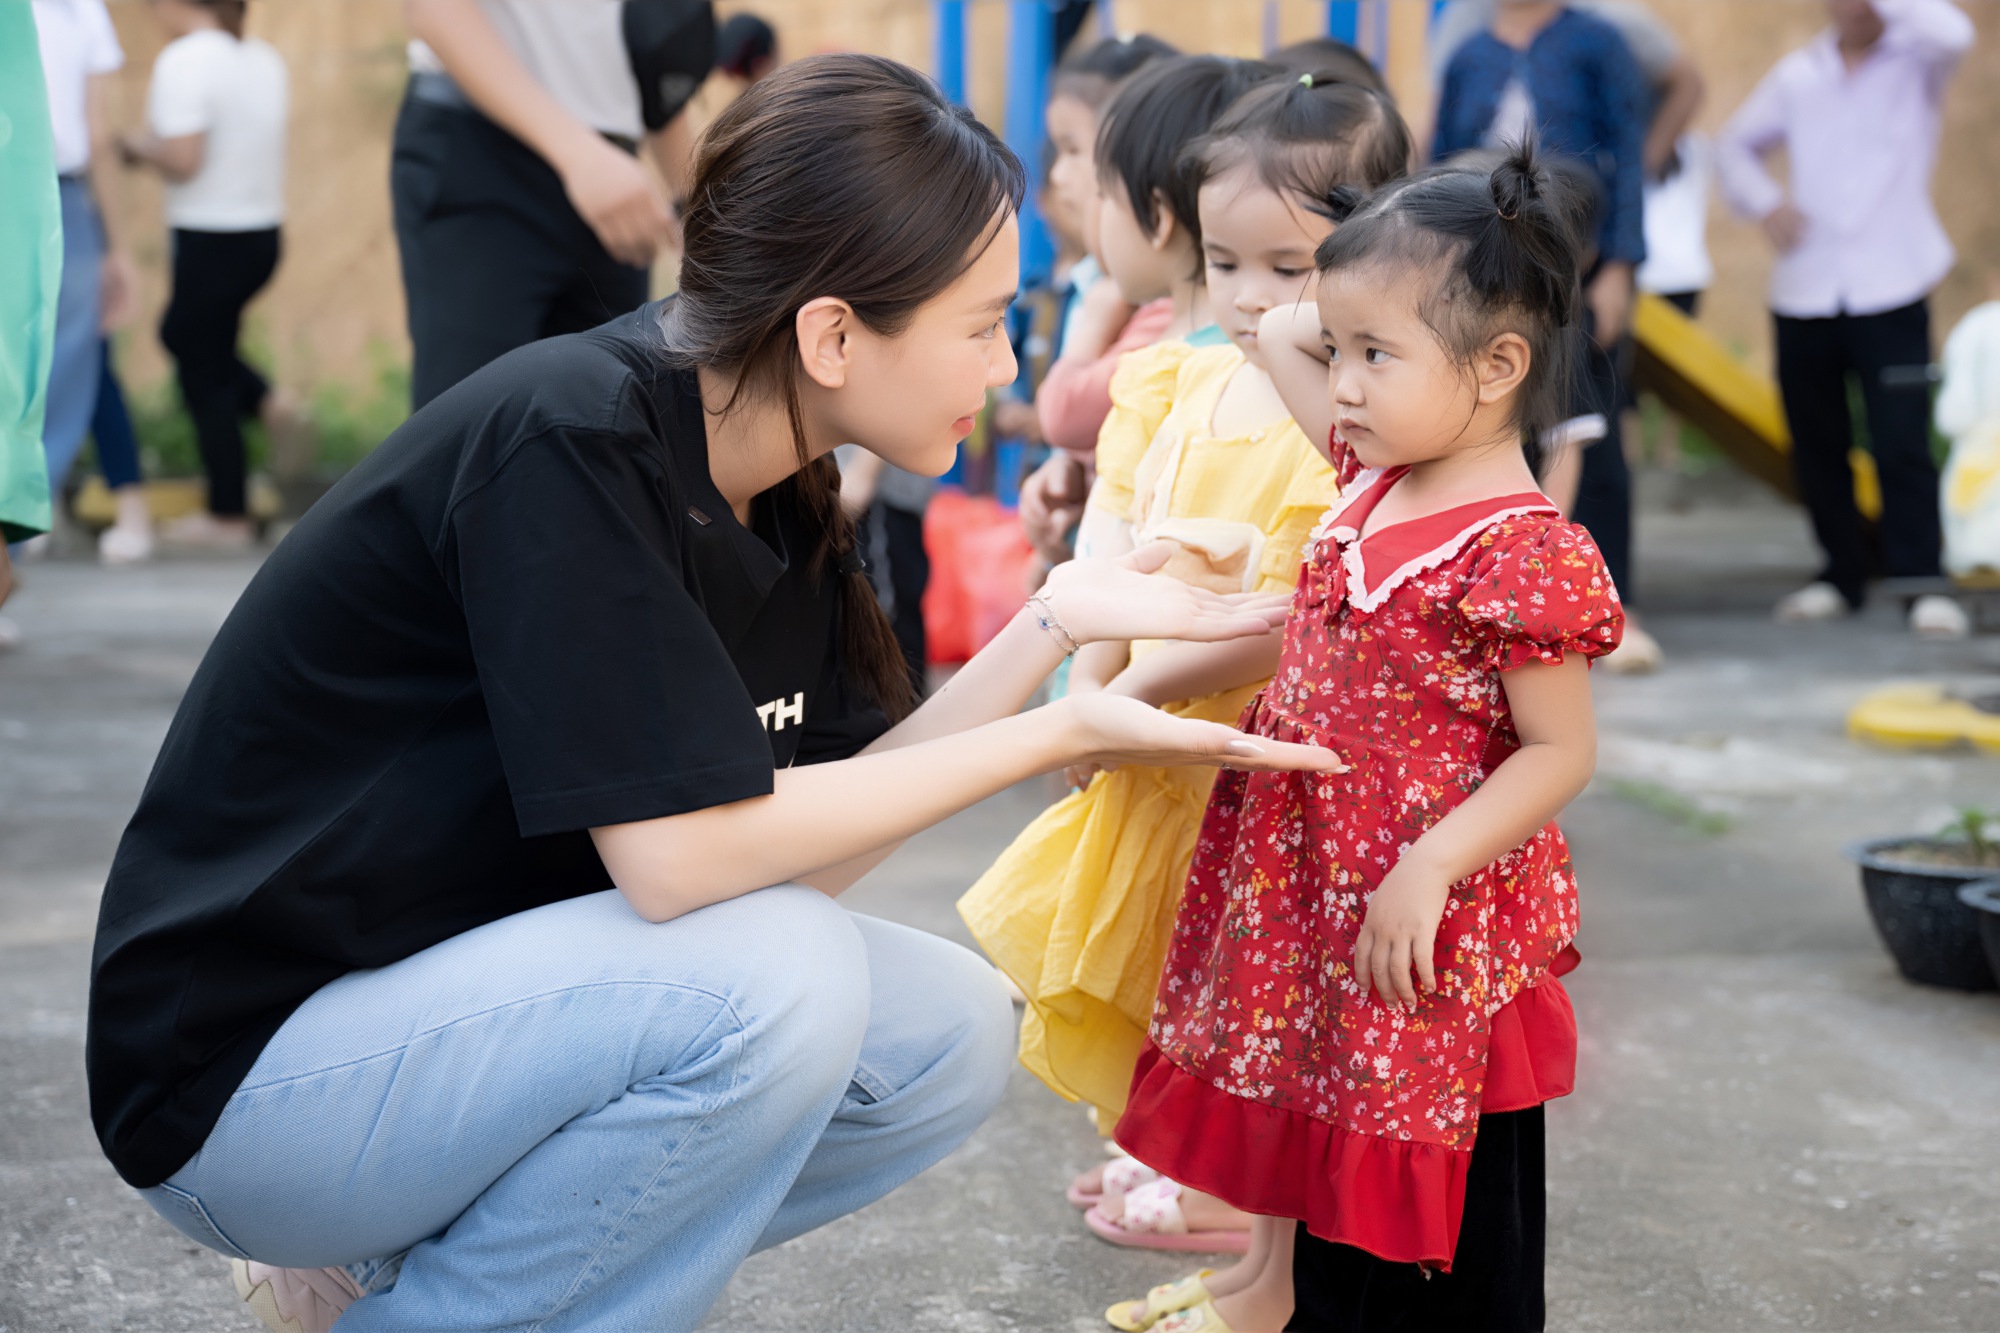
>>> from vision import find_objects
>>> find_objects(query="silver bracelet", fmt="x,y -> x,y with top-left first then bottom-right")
1025,595 -> 1080,658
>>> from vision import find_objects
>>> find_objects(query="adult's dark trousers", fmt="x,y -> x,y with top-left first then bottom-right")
1570,335 -> 1633,602
1773,300 -> 1942,608
1287,1105 -> 1546,1333
391,95 -> 650,411
159,227 -> 280,517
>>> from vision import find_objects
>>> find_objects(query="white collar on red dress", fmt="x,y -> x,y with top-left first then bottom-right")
1315,467 -> 1559,613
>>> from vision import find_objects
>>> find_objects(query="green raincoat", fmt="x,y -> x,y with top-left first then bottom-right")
1,5 -> 61,542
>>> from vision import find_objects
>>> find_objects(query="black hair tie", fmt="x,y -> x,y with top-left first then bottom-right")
836,546 -> 868,577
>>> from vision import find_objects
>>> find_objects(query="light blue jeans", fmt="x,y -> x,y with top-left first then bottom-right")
139,886 -> 1014,1331
46,177 -> 104,495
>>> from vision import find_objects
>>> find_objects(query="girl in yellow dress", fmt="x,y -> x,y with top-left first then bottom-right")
959,71 -> 1413,1246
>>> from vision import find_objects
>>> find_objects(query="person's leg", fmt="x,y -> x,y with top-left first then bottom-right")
143,887 -> 1008,1332
42,180 -> 105,498
747,912 -> 1013,1251
159,230 -> 277,520
541,196 -> 650,341
1286,1106 -> 1545,1333
92,339 -> 142,490
92,338 -> 156,564
1847,299 -> 1943,580
392,99 -> 585,410
1774,312 -> 1869,609
1569,340 -> 1633,601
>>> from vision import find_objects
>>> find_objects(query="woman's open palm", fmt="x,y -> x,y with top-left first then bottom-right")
1066,693 -> 1344,775
1041,543 -> 1292,647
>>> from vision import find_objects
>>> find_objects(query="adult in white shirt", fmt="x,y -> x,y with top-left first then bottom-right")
28,0 -> 140,541
396,0 -> 717,409
119,0 -> 289,549
1716,0 -> 1973,627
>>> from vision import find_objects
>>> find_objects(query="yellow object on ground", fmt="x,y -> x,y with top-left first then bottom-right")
1847,682 -> 2000,753
71,474 -> 284,528
1106,1270 -> 1216,1332
1631,292 -> 1880,519
959,344 -> 1335,1123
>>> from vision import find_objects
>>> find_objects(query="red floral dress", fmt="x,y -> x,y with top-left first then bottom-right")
1115,461 -> 1623,1269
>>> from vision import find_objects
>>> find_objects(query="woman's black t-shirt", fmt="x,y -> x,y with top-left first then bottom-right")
86,303 -> 889,1189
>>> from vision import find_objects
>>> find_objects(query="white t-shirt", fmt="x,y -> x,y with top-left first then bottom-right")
146,30 -> 289,231
1636,133 -> 1713,296
32,0 -> 123,176
409,0 -> 642,140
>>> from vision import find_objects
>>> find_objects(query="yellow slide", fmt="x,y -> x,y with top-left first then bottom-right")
1630,292 -> 1881,519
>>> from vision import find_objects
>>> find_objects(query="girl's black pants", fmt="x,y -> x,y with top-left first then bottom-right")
160,227 -> 280,517
1288,1105 -> 1546,1333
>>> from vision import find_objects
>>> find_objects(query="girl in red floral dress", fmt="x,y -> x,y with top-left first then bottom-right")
1107,144 -> 1622,1333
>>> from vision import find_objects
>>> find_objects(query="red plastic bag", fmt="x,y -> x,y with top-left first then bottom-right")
922,488 -> 1036,664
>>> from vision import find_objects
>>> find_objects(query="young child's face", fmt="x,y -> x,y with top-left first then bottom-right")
1046,94 -> 1102,253
1316,264 -> 1492,471
1198,163 -> 1329,361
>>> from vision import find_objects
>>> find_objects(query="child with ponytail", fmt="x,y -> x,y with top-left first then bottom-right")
1108,143 -> 1621,1333
959,70 -> 1412,1254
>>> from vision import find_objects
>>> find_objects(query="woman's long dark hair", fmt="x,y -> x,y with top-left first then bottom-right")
663,54 -> 1025,721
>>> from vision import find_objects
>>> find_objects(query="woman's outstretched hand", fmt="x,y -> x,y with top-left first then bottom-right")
1061,693 -> 1344,775
1039,542 -> 1291,647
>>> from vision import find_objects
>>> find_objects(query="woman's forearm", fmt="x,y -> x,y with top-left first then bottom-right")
866,604 -> 1067,750
594,705 -> 1077,920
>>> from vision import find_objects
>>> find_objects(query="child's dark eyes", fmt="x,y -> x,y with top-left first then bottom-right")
1208,260 -> 1237,273
1365,347 -> 1390,365
979,321 -> 1001,339
1276,266 -> 1311,280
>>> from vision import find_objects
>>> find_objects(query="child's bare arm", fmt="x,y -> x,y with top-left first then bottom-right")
1354,656 -> 1597,1007
1105,633 -> 1284,707
1258,300 -> 1334,453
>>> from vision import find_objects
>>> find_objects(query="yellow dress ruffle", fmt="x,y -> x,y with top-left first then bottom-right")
960,343 -> 1337,1121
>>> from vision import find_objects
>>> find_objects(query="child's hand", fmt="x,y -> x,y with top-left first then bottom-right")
1354,863 -> 1452,1009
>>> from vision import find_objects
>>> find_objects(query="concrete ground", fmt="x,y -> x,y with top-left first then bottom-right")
4,482 -> 2000,1332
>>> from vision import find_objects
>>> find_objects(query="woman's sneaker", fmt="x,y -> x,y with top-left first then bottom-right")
229,1258 -> 363,1333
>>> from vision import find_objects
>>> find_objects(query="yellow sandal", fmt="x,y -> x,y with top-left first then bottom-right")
1104,1269 -> 1215,1331
1153,1299 -> 1235,1332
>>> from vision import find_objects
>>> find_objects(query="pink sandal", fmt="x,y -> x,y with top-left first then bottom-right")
1066,1154 -> 1160,1209
1084,1179 -> 1252,1254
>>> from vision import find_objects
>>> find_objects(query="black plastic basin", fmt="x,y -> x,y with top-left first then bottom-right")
1955,879 -> 2000,991
1846,837 -> 1999,991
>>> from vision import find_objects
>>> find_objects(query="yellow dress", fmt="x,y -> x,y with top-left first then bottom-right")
959,342 -> 1338,1120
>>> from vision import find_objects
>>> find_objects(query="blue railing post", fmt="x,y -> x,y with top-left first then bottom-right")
1326,0 -> 1359,44
1005,0 -> 1056,287
935,0 -> 968,104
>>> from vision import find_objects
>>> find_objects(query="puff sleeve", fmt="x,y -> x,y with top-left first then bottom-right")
1456,519 -> 1625,672
1088,341 -> 1196,520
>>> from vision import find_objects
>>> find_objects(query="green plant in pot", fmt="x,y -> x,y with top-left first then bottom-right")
1849,809 -> 2000,991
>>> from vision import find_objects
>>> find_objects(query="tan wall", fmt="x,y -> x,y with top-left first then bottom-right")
97,0 -> 2000,402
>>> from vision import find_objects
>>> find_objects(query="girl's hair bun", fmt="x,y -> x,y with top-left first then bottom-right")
1489,142 -> 1542,223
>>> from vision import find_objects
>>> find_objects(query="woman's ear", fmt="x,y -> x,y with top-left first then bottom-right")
1474,330 -> 1532,406
795,297 -> 855,390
